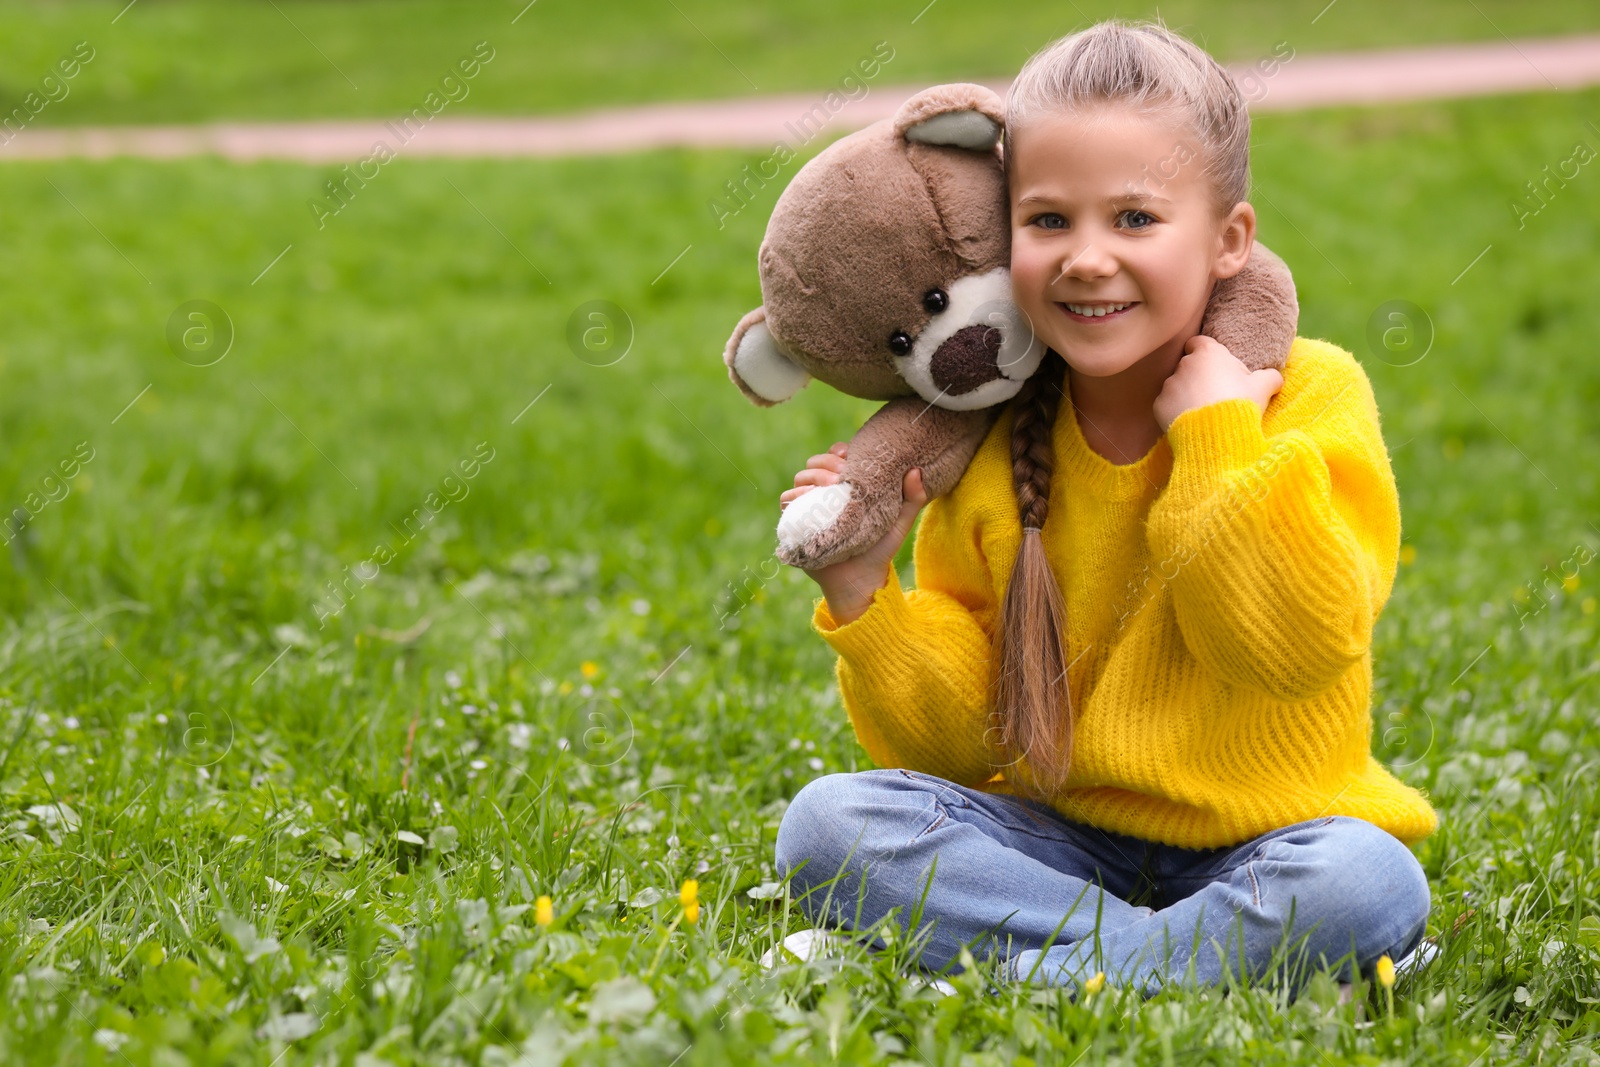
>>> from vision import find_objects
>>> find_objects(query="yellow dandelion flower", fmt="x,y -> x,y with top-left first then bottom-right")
1583,597 -> 1596,615
580,661 -> 600,679
1563,574 -> 1580,593
535,895 -> 554,927
557,680 -> 573,695
1084,971 -> 1105,995
680,880 -> 700,924
1375,953 -> 1395,988
1399,545 -> 1417,566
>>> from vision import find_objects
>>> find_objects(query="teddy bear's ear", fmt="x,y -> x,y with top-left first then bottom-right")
724,307 -> 810,407
893,83 -> 1005,151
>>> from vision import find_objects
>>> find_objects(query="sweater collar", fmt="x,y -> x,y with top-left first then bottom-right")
1053,369 -> 1174,502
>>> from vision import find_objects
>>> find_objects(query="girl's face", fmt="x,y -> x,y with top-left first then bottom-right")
1008,103 -> 1253,380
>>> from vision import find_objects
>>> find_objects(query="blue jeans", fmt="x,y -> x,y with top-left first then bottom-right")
774,769 -> 1430,996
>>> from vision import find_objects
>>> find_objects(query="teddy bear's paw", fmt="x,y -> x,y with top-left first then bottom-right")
777,482 -> 853,554
780,479 -> 896,572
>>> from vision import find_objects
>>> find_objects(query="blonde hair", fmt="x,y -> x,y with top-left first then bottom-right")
1006,19 -> 1251,214
990,20 -> 1250,798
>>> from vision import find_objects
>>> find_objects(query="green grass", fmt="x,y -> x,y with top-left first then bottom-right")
1,79 -> 1599,1063
0,0 -> 1598,124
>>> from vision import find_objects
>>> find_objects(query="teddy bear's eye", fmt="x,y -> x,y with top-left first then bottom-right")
923,289 -> 949,314
888,331 -> 913,356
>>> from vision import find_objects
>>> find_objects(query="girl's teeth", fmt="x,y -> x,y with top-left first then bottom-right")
1066,302 -> 1132,317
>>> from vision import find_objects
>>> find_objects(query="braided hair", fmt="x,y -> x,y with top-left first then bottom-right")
989,349 -> 1073,796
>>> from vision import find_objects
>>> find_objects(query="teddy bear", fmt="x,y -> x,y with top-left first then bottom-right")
723,83 -> 1299,571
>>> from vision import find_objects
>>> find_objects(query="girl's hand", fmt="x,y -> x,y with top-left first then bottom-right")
780,442 -> 929,625
1154,335 -> 1284,432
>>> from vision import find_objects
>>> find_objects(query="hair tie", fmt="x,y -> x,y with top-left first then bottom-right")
1023,524 -> 1043,534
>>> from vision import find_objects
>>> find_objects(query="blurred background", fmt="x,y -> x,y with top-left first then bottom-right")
1,2 -> 1599,1061
2,0 -> 1599,120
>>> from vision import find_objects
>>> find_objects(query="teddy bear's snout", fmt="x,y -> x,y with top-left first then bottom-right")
891,269 -> 1044,410
929,324 -> 1005,397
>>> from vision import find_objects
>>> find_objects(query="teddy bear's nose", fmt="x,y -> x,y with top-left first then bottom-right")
929,324 -> 1004,396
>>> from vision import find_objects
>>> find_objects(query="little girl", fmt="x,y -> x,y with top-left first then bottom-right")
773,20 -> 1436,996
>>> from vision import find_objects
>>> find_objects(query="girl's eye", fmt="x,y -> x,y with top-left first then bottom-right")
1119,209 -> 1157,229
1030,212 -> 1066,230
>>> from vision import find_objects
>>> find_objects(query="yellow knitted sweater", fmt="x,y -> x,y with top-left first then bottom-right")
812,336 -> 1438,849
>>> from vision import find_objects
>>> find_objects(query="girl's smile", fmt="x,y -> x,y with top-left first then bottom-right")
1057,300 -> 1139,322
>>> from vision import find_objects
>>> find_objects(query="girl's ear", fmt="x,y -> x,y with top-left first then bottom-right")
724,307 -> 810,407
1214,201 -> 1258,280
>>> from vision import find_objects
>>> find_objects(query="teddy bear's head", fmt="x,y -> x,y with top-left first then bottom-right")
724,83 -> 1044,413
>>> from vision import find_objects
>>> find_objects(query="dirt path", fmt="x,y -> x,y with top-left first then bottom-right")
5,35 -> 1599,163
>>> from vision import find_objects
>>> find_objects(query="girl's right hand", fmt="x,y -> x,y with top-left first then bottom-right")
780,442 -> 929,624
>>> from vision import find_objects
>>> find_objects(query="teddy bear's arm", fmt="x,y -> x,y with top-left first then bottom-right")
1199,241 -> 1300,373
776,399 -> 998,570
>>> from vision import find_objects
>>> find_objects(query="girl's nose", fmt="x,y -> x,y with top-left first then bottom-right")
1053,240 -> 1117,284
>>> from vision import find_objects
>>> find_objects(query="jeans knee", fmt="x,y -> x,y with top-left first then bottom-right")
1296,817 -> 1431,964
1371,831 -> 1431,959
774,772 -> 881,891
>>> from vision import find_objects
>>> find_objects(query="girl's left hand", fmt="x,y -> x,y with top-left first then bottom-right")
1154,335 -> 1284,432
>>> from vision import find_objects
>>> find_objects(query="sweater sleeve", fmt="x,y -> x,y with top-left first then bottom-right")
1144,344 -> 1400,702
810,492 -> 1001,787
